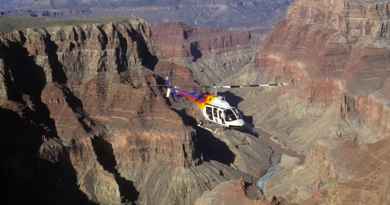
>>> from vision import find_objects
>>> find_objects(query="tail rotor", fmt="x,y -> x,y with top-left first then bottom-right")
165,76 -> 172,98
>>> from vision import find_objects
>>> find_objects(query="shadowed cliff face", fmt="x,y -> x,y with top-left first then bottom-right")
0,32 -> 98,204
91,136 -> 139,204
0,18 -> 274,205
0,1 -> 386,204
0,68 -> 95,205
0,19 -> 172,205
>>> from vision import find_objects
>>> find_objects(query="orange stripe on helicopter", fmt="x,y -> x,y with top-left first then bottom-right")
175,89 -> 217,110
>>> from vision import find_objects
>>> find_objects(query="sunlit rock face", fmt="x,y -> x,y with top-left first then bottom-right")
258,0 -> 390,137
246,0 -> 390,204
151,22 -> 259,85
0,18 -> 274,205
0,19 -> 161,205
194,179 -> 273,205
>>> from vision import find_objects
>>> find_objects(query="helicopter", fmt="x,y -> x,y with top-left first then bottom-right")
158,76 -> 288,128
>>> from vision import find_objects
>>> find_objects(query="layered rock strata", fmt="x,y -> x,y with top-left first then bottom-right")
0,19 -> 271,205
0,18 -> 159,205
241,0 -> 390,204
194,180 -> 268,205
258,0 -> 390,137
151,22 -> 258,85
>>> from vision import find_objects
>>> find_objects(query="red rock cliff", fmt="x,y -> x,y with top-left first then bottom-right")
152,22 -> 252,60
246,1 -> 390,204
0,19 -> 271,205
257,0 -> 390,137
0,19 -> 196,205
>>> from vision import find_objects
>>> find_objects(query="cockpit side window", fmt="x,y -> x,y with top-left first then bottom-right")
224,109 -> 237,122
206,106 -> 213,120
213,108 -> 218,118
219,111 -> 225,124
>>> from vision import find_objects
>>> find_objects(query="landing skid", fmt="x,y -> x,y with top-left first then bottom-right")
196,121 -> 258,137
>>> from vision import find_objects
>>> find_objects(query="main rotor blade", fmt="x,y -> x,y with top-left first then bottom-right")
202,82 -> 288,89
149,82 -> 288,88
149,84 -> 168,87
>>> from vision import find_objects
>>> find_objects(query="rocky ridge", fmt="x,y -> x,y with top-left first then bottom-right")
0,19 -> 273,205
194,179 -> 269,205
230,0 -> 390,204
151,22 -> 259,85
0,0 -> 292,29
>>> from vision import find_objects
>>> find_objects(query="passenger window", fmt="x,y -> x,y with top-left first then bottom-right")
213,108 -> 218,118
219,111 -> 225,124
206,106 -> 213,120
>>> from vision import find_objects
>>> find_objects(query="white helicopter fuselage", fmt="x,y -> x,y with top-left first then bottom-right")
163,76 -> 286,128
201,96 -> 245,127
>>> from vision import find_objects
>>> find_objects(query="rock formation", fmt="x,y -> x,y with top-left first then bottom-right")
0,18 -> 156,205
151,22 -> 259,85
234,0 -> 390,204
0,0 -> 292,29
194,179 -> 292,205
0,19 -> 272,205
194,179 -> 267,205
6,0 -> 390,204
152,22 -> 253,60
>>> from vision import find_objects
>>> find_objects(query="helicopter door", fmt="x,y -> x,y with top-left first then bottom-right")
213,107 -> 225,125
213,108 -> 218,123
205,106 -> 214,121
219,110 -> 225,125
204,106 -> 227,126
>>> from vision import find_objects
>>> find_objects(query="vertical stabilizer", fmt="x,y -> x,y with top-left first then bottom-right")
166,87 -> 172,98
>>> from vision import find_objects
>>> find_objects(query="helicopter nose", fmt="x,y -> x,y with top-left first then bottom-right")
229,119 -> 245,127
236,119 -> 245,127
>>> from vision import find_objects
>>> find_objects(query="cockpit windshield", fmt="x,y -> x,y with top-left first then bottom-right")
224,109 -> 237,122
232,108 -> 240,116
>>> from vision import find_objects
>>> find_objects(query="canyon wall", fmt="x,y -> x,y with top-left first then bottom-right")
258,0 -> 390,136
0,19 -> 273,205
152,22 -> 253,60
152,22 -> 258,85
243,0 -> 390,204
0,19 -> 163,205
0,0 -> 292,29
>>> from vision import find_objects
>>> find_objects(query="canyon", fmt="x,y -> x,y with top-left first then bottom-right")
0,17 -> 275,205
2,0 -> 390,205
238,0 -> 390,204
0,0 -> 292,30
